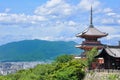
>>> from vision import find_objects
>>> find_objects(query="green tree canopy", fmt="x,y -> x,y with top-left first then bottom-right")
0,54 -> 86,80
55,54 -> 74,63
86,47 -> 98,67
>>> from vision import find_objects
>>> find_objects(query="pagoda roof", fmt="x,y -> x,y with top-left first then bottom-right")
76,6 -> 108,38
76,26 -> 108,37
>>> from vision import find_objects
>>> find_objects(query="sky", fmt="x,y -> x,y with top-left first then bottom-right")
0,0 -> 120,45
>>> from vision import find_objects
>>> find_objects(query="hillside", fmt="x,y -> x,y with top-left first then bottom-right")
0,40 -> 82,62
0,55 -> 86,80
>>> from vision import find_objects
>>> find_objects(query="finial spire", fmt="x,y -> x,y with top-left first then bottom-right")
89,5 -> 94,27
90,6 -> 92,25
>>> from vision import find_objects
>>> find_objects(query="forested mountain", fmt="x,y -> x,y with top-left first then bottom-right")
0,40 -> 82,62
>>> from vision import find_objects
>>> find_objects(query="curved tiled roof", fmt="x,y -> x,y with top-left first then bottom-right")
76,6 -> 108,38
76,26 -> 108,37
105,47 -> 120,58
96,46 -> 120,58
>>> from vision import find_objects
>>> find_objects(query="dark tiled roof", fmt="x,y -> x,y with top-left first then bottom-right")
105,46 -> 120,57
97,46 -> 120,58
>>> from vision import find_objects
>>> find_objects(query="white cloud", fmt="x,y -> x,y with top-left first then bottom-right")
46,0 -> 62,7
0,20 -> 81,45
78,0 -> 100,11
38,36 -> 77,41
0,13 -> 47,25
4,8 -> 11,13
106,35 -> 120,40
68,21 -> 77,26
103,8 -> 112,13
34,0 -> 73,18
101,18 -> 115,24
103,8 -> 117,16
117,20 -> 120,24
101,7 -> 120,25
107,12 -> 116,16
0,0 -> 120,46
98,26 -> 120,44
98,26 -> 118,34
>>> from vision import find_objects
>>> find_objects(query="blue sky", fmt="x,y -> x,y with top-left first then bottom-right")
0,0 -> 120,45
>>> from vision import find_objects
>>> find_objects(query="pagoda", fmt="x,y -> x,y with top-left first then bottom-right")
76,6 -> 108,56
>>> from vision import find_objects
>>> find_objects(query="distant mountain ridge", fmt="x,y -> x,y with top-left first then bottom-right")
0,40 -> 82,62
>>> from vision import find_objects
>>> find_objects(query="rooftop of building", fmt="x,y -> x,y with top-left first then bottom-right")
76,26 -> 108,37
76,6 -> 108,38
96,45 -> 120,58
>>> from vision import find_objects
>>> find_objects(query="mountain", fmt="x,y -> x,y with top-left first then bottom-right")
0,40 -> 82,62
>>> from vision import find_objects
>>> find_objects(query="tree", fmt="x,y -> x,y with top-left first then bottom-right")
55,54 -> 74,63
53,59 -> 86,80
0,54 -> 86,80
86,47 -> 98,68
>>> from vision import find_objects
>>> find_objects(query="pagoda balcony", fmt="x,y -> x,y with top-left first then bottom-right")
75,44 -> 103,50
75,44 -> 103,48
82,41 -> 101,45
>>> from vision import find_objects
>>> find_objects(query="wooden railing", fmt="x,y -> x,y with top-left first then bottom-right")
82,41 -> 101,44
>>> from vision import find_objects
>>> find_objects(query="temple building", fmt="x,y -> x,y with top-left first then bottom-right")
95,45 -> 120,69
76,6 -> 108,57
75,6 -> 120,69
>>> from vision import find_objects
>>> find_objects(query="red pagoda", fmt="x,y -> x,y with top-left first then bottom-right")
76,6 -> 108,56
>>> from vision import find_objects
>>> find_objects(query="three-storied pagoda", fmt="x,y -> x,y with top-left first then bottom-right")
76,6 -> 108,57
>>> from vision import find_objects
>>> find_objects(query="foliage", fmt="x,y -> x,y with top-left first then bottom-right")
0,55 -> 86,80
55,54 -> 74,63
53,59 -> 86,80
105,74 -> 120,80
86,47 -> 98,67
